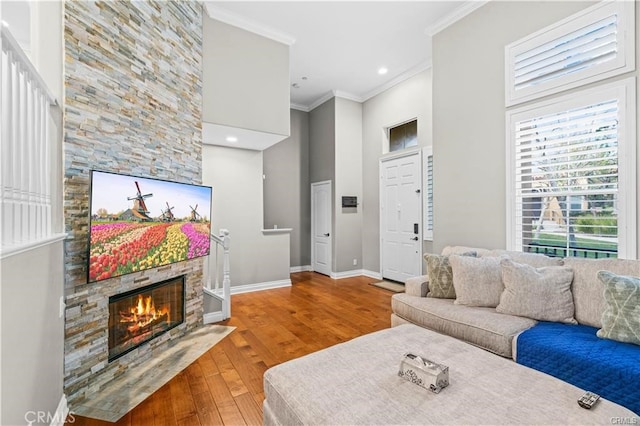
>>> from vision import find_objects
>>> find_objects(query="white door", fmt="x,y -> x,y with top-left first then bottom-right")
380,153 -> 422,282
311,181 -> 332,276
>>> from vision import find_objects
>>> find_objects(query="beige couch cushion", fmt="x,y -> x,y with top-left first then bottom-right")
405,275 -> 429,297
486,249 -> 564,267
450,255 -> 503,307
391,293 -> 536,358
497,259 -> 577,324
563,257 -> 640,328
442,245 -> 492,257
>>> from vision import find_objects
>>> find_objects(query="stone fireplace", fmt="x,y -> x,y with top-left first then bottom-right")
62,1 -> 204,407
108,276 -> 185,362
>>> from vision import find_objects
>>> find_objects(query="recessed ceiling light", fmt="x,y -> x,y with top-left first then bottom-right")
301,76 -> 308,80
226,136 -> 238,143
378,67 -> 388,75
292,83 -> 300,89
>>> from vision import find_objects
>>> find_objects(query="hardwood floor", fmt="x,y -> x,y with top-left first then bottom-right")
70,272 -> 393,426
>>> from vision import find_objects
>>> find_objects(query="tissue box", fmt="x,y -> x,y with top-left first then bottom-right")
398,353 -> 449,393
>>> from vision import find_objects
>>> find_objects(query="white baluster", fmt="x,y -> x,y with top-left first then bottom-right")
43,93 -> 51,237
220,229 -> 231,319
1,26 -> 57,251
2,48 -> 13,247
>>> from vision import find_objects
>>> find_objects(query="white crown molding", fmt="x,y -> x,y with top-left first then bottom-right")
290,103 -> 310,112
333,90 -> 364,103
204,4 -> 296,46
305,60 -> 432,110
308,91 -> 336,112
425,0 -> 490,37
361,60 -> 432,102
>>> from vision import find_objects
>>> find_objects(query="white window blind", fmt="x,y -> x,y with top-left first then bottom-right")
506,1 -> 634,106
507,79 -> 635,259
423,147 -> 433,241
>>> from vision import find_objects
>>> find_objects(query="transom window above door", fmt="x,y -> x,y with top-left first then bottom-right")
389,119 -> 417,152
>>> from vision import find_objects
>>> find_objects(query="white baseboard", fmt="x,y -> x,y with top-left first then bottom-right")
203,311 -> 224,324
331,269 -> 365,279
362,269 -> 382,280
50,394 -> 69,426
290,265 -> 312,273
230,279 -> 292,294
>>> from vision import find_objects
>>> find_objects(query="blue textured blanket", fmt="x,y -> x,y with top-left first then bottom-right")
517,322 -> 640,415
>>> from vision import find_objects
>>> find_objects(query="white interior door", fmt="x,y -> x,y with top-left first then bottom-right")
311,181 -> 332,276
380,153 -> 422,282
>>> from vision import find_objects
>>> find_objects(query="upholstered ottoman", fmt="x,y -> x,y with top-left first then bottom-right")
263,324 -> 638,425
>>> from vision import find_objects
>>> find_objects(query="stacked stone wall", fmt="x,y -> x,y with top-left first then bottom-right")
63,1 -> 203,405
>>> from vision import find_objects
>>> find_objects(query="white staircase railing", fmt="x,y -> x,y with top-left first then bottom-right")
206,229 -> 231,320
1,25 -> 59,254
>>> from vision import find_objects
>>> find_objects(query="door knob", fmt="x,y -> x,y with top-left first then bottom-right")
324,233 -> 330,237
410,236 -> 419,241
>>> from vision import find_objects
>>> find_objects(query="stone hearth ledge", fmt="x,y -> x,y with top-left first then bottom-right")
70,324 -> 235,422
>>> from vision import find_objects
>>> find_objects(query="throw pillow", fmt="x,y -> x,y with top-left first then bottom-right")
496,259 -> 577,324
426,252 -> 476,299
487,250 -> 564,268
596,271 -> 640,346
450,255 -> 503,307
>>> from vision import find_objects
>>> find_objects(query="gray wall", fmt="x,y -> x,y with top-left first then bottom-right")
1,2 -> 65,424
432,1 -> 602,254
334,98 -> 363,272
203,18 -> 290,137
263,109 -> 311,268
362,70 -> 432,273
1,244 -> 65,424
309,98 -> 336,185
203,145 -> 291,286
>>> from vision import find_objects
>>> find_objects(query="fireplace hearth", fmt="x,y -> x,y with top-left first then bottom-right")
108,276 -> 185,362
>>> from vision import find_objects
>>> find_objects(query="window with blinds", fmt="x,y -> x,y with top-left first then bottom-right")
505,1 -> 634,106
423,147 -> 433,241
507,79 -> 635,259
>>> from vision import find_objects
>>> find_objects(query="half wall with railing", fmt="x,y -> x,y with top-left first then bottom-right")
204,229 -> 231,322
1,25 -> 63,257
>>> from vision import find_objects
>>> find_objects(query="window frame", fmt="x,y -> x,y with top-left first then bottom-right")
505,77 -> 636,259
385,118 -> 418,154
505,1 -> 635,107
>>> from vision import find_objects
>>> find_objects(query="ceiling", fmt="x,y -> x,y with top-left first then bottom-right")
204,1 -> 484,111
3,1 -> 486,151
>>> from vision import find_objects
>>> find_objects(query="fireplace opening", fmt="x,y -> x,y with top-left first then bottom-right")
108,275 -> 185,362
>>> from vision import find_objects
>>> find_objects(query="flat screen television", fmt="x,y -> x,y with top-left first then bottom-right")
88,170 -> 212,283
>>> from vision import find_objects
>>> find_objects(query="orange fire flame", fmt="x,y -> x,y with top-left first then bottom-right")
121,294 -> 170,333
